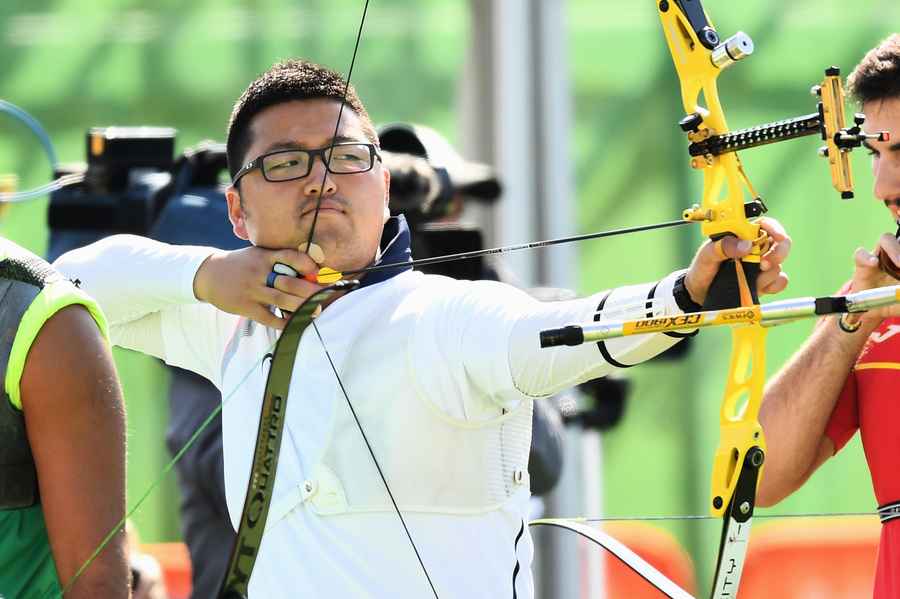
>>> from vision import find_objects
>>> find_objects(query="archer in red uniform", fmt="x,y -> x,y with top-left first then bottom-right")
758,34 -> 900,598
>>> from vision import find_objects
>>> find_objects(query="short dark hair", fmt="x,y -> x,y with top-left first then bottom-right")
226,59 -> 378,183
848,34 -> 900,105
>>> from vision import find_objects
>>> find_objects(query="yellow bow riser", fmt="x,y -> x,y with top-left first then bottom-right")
657,0 -> 768,524
658,1 -> 764,251
709,323 -> 767,518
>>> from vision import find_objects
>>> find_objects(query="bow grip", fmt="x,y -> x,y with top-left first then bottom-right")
703,239 -> 761,311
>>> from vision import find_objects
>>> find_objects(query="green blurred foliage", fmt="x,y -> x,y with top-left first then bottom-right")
0,0 -> 896,588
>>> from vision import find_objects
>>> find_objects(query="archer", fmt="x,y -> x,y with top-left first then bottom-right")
54,58 -> 790,598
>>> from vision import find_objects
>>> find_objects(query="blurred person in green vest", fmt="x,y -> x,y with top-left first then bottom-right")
758,34 -> 900,599
0,180 -> 129,597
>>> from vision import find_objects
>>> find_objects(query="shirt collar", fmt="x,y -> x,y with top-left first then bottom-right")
357,215 -> 413,289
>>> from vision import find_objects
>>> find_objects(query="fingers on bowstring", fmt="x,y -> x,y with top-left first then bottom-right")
250,305 -> 289,330
273,273 -> 323,299
269,248 -> 320,277
261,286 -> 305,315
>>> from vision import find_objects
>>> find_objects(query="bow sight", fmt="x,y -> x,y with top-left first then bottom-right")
667,6 -> 888,205
681,66 -> 889,202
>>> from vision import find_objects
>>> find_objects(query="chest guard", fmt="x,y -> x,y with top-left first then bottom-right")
0,241 -> 60,509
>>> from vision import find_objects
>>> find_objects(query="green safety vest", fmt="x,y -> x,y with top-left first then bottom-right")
0,237 -> 108,598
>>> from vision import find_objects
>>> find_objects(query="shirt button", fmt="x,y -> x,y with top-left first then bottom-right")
302,479 -> 317,499
513,470 -> 526,485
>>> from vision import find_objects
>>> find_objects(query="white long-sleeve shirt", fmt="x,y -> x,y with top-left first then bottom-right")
55,235 -> 691,599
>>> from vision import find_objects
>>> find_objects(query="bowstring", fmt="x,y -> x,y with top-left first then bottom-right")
303,1 -> 370,249
311,321 -> 440,596
573,511 -> 880,523
301,0 -> 439,595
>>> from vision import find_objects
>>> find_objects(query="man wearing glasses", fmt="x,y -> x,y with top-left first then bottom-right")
56,59 -> 791,598
757,35 -> 900,599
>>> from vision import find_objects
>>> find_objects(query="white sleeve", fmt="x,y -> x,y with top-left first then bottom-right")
53,234 -> 238,385
411,271 -> 692,415
53,234 -> 214,325
507,269 -> 691,399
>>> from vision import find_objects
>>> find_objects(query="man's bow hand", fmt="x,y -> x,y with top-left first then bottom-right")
683,217 -> 792,307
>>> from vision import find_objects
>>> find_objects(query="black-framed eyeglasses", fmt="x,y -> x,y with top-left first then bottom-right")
232,142 -> 381,185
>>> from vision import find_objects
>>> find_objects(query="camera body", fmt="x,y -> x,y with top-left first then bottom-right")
380,150 -> 494,280
47,127 -> 247,261
47,127 -> 174,259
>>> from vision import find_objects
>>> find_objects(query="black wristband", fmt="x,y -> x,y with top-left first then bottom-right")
673,273 -> 703,314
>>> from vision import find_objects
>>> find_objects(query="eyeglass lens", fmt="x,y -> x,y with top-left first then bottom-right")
262,144 -> 373,181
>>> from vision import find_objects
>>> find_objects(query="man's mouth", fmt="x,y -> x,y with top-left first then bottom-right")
301,201 -> 344,216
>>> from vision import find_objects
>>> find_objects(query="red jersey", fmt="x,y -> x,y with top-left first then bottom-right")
826,315 -> 900,597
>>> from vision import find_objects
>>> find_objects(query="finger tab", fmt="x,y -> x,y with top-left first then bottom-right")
273,263 -> 299,277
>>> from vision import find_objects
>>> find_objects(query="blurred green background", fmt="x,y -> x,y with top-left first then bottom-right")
1,0 -> 896,589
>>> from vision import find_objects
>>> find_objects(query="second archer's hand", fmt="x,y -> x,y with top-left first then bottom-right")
683,217 -> 792,306
193,246 -> 323,329
848,232 -> 900,324
858,231 -> 900,289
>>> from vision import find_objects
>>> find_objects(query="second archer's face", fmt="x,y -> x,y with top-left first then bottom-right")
225,98 -> 391,273
863,96 -> 900,221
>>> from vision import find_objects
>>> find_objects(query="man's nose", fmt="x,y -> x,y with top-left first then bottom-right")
303,156 -> 337,197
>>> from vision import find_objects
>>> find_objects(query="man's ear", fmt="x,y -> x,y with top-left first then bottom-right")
225,186 -> 250,240
382,163 -> 391,222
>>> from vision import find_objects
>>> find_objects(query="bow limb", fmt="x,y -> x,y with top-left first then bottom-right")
218,284 -> 354,598
706,324 -> 766,597
529,519 -> 695,599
